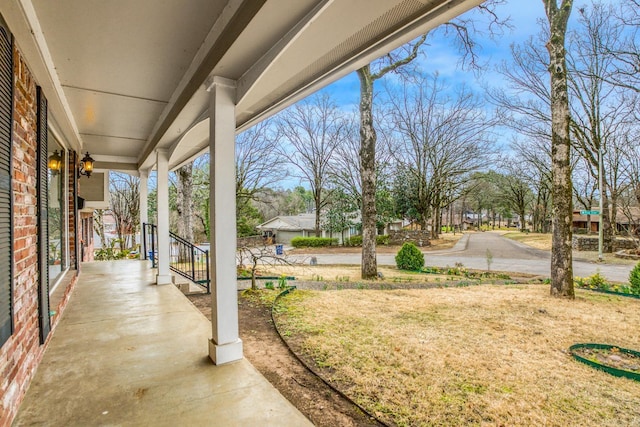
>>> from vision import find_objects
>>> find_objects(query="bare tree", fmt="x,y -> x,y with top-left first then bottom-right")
599,0 -> 640,95
385,73 -> 494,238
328,116 -> 363,205
567,2 -> 636,252
356,34 -> 427,279
496,164 -> 535,233
276,93 -> 347,236
237,245 -> 299,291
109,172 -> 140,251
236,119 -> 286,211
543,0 -> 574,298
572,157 -> 598,231
93,208 -> 107,248
510,136 -> 554,233
175,162 -> 194,243
355,1 -> 508,279
328,114 -> 394,231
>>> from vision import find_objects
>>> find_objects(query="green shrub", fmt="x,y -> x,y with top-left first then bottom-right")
587,272 -> 608,289
345,235 -> 363,246
264,281 -> 274,290
629,262 -> 640,294
291,237 -> 338,247
376,235 -> 390,245
395,242 -> 424,271
278,275 -> 288,289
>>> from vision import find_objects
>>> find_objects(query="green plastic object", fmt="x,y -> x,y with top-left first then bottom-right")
585,288 -> 640,299
569,343 -> 640,382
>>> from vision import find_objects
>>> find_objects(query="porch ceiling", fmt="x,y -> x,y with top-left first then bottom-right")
6,0 -> 481,173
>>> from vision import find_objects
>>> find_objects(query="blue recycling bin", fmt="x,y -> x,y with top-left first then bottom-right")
275,244 -> 283,255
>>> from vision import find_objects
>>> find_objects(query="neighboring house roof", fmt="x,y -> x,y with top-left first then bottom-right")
257,214 -> 317,232
573,207 -> 640,224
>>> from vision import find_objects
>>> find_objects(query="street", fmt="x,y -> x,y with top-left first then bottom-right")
294,232 -> 635,283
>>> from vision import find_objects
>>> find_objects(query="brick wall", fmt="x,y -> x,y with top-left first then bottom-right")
0,46 -> 43,427
0,44 -> 78,427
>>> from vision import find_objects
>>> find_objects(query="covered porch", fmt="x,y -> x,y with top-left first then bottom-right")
13,260 -> 311,426
1,1 -> 484,424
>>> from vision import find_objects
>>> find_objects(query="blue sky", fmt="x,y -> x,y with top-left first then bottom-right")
317,1 -> 549,109
316,0 -> 609,110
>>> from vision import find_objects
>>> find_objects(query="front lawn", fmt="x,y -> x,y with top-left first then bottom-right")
502,231 -> 553,251
274,285 -> 640,426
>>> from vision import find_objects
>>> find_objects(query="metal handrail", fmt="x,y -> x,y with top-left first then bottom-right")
142,223 -> 210,293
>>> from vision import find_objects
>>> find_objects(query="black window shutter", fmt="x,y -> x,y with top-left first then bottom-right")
72,151 -> 79,269
36,86 -> 50,343
0,16 -> 14,347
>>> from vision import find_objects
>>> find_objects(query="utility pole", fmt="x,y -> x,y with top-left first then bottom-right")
598,143 -> 604,262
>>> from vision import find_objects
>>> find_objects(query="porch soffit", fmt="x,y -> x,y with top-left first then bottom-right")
10,0 -> 481,172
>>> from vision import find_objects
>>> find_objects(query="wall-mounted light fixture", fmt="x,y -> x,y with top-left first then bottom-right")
48,150 -> 62,174
78,152 -> 94,178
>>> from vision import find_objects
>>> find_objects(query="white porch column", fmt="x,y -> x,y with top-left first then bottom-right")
206,75 -> 243,365
139,170 -> 149,260
156,149 -> 172,285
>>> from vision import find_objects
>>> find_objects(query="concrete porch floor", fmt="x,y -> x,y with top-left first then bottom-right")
13,260 -> 312,426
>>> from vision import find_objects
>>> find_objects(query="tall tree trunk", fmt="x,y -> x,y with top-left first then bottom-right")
315,189 -> 322,237
94,209 -> 106,249
544,0 -> 574,298
176,163 -> 194,242
609,190 -> 617,237
356,35 -> 426,279
601,183 -> 614,252
357,66 -> 378,279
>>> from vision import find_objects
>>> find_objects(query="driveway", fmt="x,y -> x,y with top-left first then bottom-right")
299,232 -> 634,283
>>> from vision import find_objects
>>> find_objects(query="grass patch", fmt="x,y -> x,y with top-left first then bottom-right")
503,232 -> 553,251
264,264 -> 459,284
274,285 -> 640,426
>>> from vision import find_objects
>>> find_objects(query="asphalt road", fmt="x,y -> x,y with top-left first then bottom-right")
296,232 -> 634,283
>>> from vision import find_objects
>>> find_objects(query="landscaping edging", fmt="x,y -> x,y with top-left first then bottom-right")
569,343 -> 640,382
271,287 -> 390,427
577,287 -> 640,299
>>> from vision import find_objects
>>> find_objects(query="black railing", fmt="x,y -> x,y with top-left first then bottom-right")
143,223 -> 210,293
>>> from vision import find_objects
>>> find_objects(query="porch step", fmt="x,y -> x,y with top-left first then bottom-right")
173,276 -> 207,295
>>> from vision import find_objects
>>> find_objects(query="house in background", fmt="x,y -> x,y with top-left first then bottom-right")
257,213 -> 360,245
573,207 -> 640,235
0,1 -> 485,424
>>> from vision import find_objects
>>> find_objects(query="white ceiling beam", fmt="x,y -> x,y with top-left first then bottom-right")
2,0 -> 83,153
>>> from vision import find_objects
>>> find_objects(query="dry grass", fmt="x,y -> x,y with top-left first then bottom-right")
261,264 -> 432,282
275,285 -> 640,426
503,232 -> 553,251
574,251 -> 638,265
502,232 -> 638,265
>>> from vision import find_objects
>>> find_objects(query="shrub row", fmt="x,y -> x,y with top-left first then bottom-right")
291,237 -> 338,247
344,235 -> 390,246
